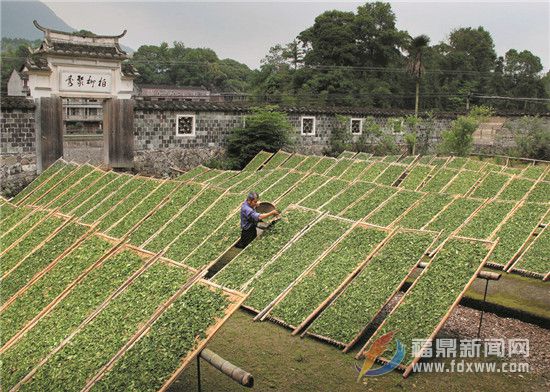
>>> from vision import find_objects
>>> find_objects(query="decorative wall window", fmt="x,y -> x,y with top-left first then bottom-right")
301,116 -> 316,135
350,118 -> 363,134
176,114 -> 196,137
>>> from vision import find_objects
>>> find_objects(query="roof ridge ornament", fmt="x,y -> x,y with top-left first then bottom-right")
33,20 -> 127,39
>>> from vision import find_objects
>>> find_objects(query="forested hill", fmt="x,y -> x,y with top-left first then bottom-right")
1,0 -> 75,40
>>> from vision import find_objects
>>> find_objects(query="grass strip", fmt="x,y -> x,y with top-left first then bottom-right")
399,165 -> 432,190
244,217 -> 351,311
11,161 -> 64,204
1,222 -> 87,303
60,172 -> 119,214
213,208 -> 319,290
33,165 -> 94,206
22,164 -> 77,206
0,250 -> 143,391
300,178 -> 349,209
341,186 -> 397,221
488,202 -> 548,266
366,190 -> 422,227
0,216 -> 65,277
126,183 -> 203,246
458,200 -> 515,239
271,226 -> 388,327
0,236 -> 111,347
90,284 -> 229,392
369,238 -> 489,366
309,231 -> 435,344
20,261 -> 192,392
96,179 -> 159,232
106,181 -> 180,238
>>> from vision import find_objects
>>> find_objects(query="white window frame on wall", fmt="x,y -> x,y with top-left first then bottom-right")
300,116 -> 316,136
176,114 -> 196,137
350,118 -> 363,135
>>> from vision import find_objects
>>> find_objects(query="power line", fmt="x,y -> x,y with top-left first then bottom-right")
0,55 -> 502,76
472,94 -> 550,102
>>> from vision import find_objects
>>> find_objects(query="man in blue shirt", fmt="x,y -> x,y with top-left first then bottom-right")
236,191 -> 279,249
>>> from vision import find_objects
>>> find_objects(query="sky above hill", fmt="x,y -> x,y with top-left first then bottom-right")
20,1 -> 550,71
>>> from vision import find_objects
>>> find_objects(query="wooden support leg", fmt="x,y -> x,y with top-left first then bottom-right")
477,278 -> 490,339
197,356 -> 202,392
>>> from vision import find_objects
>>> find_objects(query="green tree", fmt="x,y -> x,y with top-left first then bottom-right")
130,41 -> 252,91
325,115 -> 352,156
439,106 -> 493,156
130,43 -> 172,85
353,2 -> 408,67
433,27 -> 497,110
0,37 -> 40,91
298,10 -> 358,66
406,35 -> 430,117
226,106 -> 293,169
504,116 -> 550,160
502,50 -> 545,109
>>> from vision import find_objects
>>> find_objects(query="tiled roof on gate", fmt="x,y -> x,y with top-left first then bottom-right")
31,20 -> 129,61
35,40 -> 127,60
121,62 -> 140,78
23,54 -> 50,72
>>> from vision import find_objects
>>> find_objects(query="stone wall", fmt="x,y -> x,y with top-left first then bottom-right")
133,102 -> 456,170
1,97 -> 37,196
134,147 -> 224,177
2,96 -> 548,194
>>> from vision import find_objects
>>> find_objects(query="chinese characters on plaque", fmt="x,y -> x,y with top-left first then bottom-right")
60,71 -> 111,93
